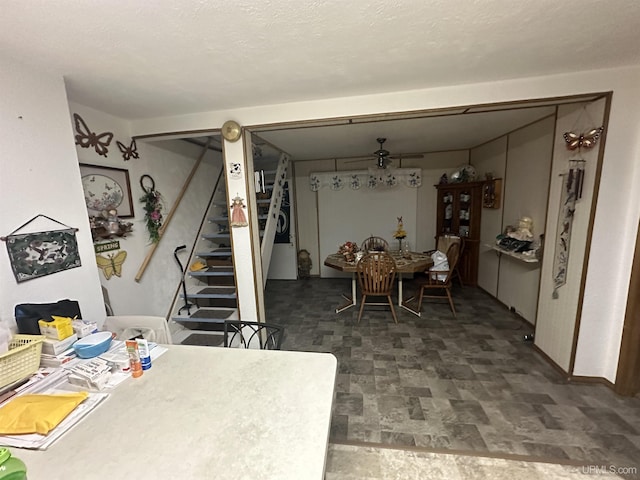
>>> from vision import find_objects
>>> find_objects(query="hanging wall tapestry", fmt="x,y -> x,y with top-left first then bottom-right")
2,215 -> 81,283
552,165 -> 581,298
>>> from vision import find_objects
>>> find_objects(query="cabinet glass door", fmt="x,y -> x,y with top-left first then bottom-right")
442,191 -> 454,233
458,190 -> 470,237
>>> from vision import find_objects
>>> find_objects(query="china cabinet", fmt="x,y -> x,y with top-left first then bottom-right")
434,181 -> 484,286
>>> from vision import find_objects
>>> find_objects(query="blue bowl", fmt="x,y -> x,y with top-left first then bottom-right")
73,332 -> 113,359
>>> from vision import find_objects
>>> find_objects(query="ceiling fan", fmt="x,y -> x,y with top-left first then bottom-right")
374,137 -> 392,168
346,137 -> 423,169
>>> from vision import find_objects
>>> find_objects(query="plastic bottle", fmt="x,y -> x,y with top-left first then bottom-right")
136,338 -> 152,370
125,340 -> 143,378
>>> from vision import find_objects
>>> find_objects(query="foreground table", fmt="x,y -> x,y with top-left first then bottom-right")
17,345 -> 337,479
324,252 -> 432,316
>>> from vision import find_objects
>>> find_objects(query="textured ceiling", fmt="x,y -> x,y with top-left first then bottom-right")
1,0 -> 638,121
1,1 -> 635,161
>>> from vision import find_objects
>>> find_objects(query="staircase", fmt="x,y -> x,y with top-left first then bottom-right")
169,153 -> 289,345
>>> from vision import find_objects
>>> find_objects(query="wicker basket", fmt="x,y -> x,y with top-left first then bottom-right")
0,334 -> 45,390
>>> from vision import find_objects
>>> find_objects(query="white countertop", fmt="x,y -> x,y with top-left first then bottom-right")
15,345 -> 338,479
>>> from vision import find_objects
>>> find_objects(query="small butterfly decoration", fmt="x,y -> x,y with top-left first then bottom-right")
116,139 -> 139,161
563,127 -> 604,151
73,113 -> 114,157
96,250 -> 127,280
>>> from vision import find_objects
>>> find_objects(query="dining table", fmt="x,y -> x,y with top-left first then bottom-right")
324,251 -> 433,316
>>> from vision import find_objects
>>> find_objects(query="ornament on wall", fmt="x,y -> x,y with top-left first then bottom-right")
563,127 -> 604,151
116,139 -> 139,161
139,175 -> 164,243
73,113 -> 114,157
230,195 -> 248,227
96,250 -> 127,280
229,162 -> 242,179
221,120 -> 242,142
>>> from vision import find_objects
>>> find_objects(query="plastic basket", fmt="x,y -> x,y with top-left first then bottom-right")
0,334 -> 45,390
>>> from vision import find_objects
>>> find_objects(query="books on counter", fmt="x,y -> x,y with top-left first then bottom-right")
39,347 -> 78,368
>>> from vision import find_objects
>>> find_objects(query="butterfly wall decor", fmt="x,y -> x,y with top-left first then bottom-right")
116,139 -> 139,161
563,127 -> 604,151
73,113 -> 114,157
96,250 -> 127,280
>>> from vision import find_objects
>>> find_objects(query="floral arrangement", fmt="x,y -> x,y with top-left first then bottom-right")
140,189 -> 164,243
338,241 -> 359,263
393,216 -> 407,240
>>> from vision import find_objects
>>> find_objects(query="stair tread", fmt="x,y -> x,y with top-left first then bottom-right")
181,287 -> 236,298
189,266 -> 234,277
196,248 -> 232,257
173,307 -> 237,323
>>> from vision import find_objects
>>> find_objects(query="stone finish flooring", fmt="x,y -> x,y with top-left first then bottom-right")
264,278 -> 640,479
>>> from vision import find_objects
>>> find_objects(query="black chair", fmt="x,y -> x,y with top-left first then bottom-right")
223,320 -> 284,350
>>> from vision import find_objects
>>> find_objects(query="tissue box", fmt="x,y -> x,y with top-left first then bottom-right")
38,316 -> 74,340
41,333 -> 78,356
72,320 -> 98,338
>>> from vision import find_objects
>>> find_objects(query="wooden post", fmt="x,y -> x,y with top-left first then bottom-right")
134,137 -> 212,282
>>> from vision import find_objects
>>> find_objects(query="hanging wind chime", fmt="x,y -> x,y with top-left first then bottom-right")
552,124 -> 604,299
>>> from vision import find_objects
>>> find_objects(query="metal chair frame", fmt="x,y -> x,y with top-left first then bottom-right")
223,320 -> 284,350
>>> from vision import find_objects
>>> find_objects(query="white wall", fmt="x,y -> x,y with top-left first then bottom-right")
473,117 -> 554,323
69,103 -> 221,318
0,57 -> 105,329
130,65 -> 640,382
293,152 -> 464,277
536,100 -> 606,372
473,137 -> 508,297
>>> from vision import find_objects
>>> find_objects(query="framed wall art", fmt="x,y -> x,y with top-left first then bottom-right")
79,164 -> 134,218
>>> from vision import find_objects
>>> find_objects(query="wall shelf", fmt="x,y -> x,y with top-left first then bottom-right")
483,178 -> 502,209
485,244 -> 539,264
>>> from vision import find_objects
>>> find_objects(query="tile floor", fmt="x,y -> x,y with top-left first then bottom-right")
264,278 -> 640,479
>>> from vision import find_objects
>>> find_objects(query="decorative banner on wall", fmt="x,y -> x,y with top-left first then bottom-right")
274,182 -> 290,244
309,168 -> 422,191
2,215 -> 81,283
552,165 -> 582,298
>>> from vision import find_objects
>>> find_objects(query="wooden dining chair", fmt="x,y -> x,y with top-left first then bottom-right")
356,252 -> 398,323
425,235 -> 464,287
361,236 -> 389,252
411,242 -> 461,317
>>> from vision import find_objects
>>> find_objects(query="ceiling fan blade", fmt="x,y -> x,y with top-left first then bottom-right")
389,154 -> 424,160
